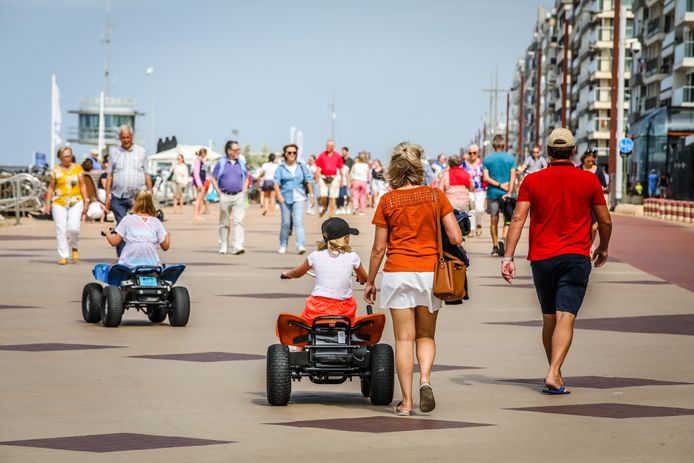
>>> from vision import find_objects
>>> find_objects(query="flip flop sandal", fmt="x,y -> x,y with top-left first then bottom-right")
419,383 -> 436,413
393,401 -> 412,416
542,385 -> 571,395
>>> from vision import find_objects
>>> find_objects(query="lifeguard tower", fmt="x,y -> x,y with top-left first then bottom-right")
67,97 -> 144,147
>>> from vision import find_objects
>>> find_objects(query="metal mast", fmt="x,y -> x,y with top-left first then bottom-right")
103,0 -> 112,95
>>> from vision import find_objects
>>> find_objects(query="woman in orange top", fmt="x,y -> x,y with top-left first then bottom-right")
364,142 -> 462,416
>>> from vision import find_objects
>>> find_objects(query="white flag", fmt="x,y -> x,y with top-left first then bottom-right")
97,91 -> 105,156
51,74 -> 62,148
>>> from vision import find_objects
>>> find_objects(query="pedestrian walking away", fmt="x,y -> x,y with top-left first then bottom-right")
365,142 -> 463,416
274,144 -> 314,255
463,144 -> 485,237
439,155 -> 471,212
370,159 -> 387,207
43,146 -> 88,264
349,152 -> 370,215
483,135 -> 516,256
210,140 -> 248,255
171,154 -> 190,215
315,140 -> 343,217
192,148 -> 208,220
501,127 -> 612,395
104,125 -> 152,256
258,153 -> 279,216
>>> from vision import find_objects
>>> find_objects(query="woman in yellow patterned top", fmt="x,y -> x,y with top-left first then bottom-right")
43,146 -> 88,264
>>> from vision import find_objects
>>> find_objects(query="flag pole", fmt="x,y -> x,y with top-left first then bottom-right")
50,74 -> 56,169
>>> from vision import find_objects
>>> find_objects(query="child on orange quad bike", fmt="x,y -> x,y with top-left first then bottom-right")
267,217 -> 394,406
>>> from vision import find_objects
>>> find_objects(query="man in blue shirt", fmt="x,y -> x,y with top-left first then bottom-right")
647,169 -> 658,197
483,134 -> 517,256
210,140 -> 248,255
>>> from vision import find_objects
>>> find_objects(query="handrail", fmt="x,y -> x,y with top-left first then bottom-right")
0,173 -> 46,224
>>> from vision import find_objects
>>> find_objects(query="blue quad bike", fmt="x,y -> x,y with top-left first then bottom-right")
82,263 -> 189,327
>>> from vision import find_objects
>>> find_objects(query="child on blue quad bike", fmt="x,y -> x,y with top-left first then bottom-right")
267,218 -> 394,406
103,190 -> 170,265
81,191 -> 189,327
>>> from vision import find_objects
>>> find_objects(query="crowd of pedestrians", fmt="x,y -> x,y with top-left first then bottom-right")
44,126 -> 613,413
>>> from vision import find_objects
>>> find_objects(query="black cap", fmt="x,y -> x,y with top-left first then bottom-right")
321,217 -> 359,241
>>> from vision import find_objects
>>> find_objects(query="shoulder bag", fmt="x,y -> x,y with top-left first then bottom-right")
432,190 -> 467,301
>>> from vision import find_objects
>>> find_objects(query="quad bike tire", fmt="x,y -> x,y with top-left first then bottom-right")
147,306 -> 168,323
82,283 -> 103,323
168,287 -> 190,326
369,344 -> 394,406
100,285 -> 124,328
266,344 -> 291,406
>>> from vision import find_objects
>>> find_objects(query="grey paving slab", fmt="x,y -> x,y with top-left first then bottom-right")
0,206 -> 693,463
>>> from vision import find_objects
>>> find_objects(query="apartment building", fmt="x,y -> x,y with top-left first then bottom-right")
629,0 -> 694,200
510,0 -> 632,167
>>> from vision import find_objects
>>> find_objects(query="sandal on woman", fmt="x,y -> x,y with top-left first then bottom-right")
419,383 -> 436,413
393,401 -> 412,416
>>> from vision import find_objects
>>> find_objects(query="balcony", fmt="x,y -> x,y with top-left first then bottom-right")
590,27 -> 614,47
588,56 -> 633,78
674,41 -> 694,70
675,0 -> 694,27
594,117 -> 610,132
660,75 -> 673,93
673,86 -> 694,106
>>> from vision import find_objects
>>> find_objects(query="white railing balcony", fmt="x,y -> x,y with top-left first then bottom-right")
676,0 -> 694,26
660,75 -> 673,92
673,86 -> 694,105
674,41 -> 694,70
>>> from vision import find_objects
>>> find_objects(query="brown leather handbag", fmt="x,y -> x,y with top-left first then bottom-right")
432,190 -> 467,301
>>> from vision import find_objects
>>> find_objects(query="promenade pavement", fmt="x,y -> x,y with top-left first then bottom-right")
0,204 -> 693,462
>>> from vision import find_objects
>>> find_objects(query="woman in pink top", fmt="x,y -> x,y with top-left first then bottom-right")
192,148 -> 207,220
439,156 -> 471,211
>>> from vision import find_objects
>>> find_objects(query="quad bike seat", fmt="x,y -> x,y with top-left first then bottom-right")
92,263 -> 186,286
276,313 -> 385,347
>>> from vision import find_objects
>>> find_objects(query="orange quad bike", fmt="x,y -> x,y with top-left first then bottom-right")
267,304 -> 394,406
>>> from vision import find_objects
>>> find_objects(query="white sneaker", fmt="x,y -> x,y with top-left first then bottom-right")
297,246 -> 306,255
218,244 -> 228,254
278,246 -> 287,254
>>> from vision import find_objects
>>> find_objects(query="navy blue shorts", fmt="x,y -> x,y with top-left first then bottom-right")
530,254 -> 591,315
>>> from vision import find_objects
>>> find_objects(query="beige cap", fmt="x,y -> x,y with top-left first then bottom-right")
547,127 -> 575,147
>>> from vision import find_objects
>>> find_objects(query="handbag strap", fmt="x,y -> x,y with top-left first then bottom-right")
432,189 -> 444,262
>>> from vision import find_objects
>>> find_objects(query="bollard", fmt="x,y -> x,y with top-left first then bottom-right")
645,198 -> 652,217
686,201 -> 693,224
664,200 -> 672,221
676,201 -> 684,222
657,199 -> 664,219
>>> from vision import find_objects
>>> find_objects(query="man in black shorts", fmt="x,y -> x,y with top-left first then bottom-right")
500,128 -> 612,394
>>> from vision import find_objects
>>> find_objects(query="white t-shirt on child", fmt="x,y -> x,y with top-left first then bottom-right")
115,214 -> 167,266
308,249 -> 360,300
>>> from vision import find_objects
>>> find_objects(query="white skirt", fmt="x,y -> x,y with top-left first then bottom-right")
379,271 -> 442,313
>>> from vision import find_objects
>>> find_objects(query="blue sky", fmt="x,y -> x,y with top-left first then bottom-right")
1,0 -> 552,164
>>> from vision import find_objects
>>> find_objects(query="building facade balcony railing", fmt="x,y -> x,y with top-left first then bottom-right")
644,57 -> 661,77
644,95 -> 659,111
594,117 -> 610,132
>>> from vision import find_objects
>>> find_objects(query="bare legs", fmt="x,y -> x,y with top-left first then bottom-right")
194,187 -> 205,220
542,311 -> 576,389
390,306 -> 438,411
490,214 -> 499,247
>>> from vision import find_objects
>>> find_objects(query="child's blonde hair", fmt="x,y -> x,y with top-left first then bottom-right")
316,235 -> 353,256
132,191 -> 157,216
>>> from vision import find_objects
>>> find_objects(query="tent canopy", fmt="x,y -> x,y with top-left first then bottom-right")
149,144 -> 222,173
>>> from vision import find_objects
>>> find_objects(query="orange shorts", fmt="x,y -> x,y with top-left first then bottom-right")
300,295 -> 357,325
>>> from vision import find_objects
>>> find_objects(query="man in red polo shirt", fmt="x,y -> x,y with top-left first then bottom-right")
315,139 -> 344,217
501,128 -> 612,395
